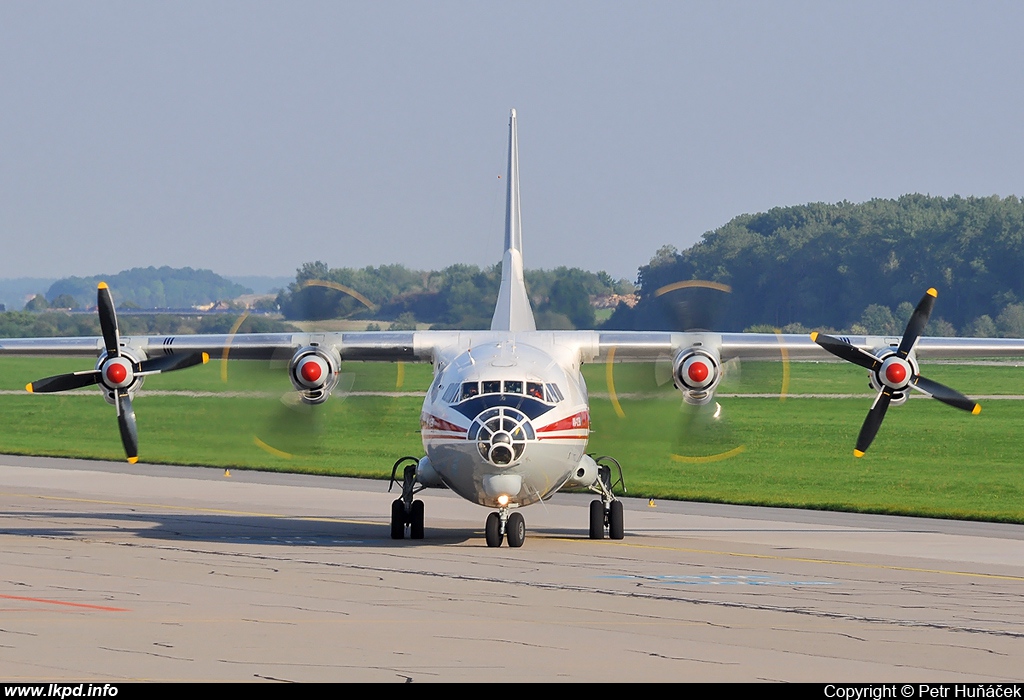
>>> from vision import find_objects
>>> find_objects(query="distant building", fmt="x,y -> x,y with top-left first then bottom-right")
593,293 -> 638,309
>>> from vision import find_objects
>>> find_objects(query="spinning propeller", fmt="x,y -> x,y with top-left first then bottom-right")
25,283 -> 209,463
604,280 -> 787,463
811,288 -> 980,457
653,279 -> 733,332
218,283 -> 382,460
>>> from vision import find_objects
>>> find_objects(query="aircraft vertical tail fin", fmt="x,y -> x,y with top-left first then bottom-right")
491,109 -> 537,332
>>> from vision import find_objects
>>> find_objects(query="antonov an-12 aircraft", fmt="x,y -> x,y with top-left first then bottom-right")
4,110 -> 1024,547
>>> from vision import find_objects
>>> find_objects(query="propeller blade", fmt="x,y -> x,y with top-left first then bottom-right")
911,374 -> 981,414
97,282 -> 121,358
116,392 -> 139,463
811,332 -> 881,371
897,288 -> 937,358
138,352 -> 210,375
252,396 -> 324,458
26,370 -> 101,394
653,280 -> 732,331
854,389 -> 893,457
671,400 -> 740,460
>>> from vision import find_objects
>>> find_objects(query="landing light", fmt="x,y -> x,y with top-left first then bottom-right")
497,495 -> 510,506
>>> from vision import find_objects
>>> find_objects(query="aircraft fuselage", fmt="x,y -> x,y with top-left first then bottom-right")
420,339 -> 590,508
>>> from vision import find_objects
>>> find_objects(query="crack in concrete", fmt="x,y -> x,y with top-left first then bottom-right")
769,626 -> 868,642
432,634 -> 568,651
253,674 -> 294,682
217,657 -> 445,678
0,628 -> 39,637
641,650 -> 739,665
249,602 -> 350,615
97,645 -> 193,661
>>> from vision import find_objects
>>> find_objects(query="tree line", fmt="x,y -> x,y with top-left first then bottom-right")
0,311 -> 292,339
609,194 -> 1024,336
11,194 -> 1024,337
276,262 -> 632,330
46,267 -> 251,309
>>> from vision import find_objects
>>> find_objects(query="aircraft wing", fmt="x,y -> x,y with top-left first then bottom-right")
0,331 -> 432,362
6,330 -> 1024,363
593,331 -> 1024,362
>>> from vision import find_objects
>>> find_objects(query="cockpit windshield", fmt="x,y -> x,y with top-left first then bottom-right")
450,380 -> 563,405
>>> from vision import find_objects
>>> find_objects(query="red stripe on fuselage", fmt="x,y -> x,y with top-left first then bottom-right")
537,410 -> 589,433
420,412 -> 467,434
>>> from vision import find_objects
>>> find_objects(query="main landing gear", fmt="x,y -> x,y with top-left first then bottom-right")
485,508 -> 525,548
389,456 -> 425,540
588,455 -> 626,540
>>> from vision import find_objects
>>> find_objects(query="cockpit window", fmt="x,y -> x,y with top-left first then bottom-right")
449,379 -> 560,404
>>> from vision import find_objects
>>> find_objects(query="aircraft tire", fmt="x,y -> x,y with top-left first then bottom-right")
410,500 -> 425,539
390,499 -> 405,540
506,512 -> 526,548
589,499 -> 605,539
485,512 -> 503,547
608,500 -> 624,540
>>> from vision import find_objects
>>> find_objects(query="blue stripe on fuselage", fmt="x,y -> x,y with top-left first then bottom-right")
451,394 -> 555,421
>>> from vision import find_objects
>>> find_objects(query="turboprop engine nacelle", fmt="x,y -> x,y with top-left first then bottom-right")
564,454 -> 599,489
95,348 -> 146,407
866,345 -> 918,407
288,346 -> 342,404
672,347 -> 722,406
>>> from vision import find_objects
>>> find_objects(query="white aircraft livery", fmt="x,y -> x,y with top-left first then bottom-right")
4,110 -> 1024,547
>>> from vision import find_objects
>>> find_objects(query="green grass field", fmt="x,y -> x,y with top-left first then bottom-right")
1,356 -> 1023,523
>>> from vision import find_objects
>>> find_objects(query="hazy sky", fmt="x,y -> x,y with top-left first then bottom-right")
2,2 -> 1023,282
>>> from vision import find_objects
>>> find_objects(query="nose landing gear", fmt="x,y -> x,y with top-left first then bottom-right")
485,508 -> 525,548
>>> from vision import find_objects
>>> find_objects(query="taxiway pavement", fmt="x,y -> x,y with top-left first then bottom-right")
1,455 -> 1023,682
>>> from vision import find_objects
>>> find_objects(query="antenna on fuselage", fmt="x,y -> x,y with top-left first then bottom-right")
490,108 -> 537,333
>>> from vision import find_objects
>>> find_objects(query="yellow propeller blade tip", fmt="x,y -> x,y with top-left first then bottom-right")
809,331 -> 819,342
972,404 -> 981,415
926,287 -> 938,297
98,281 -> 109,290
853,449 -> 865,458
127,456 -> 139,464
201,352 -> 210,364
24,383 -> 33,393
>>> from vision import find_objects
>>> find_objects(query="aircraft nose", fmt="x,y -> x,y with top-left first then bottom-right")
468,406 -> 535,467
